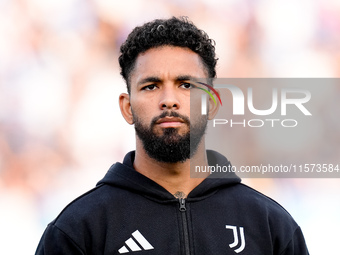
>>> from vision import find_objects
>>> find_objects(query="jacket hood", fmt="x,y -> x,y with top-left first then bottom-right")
97,150 -> 241,202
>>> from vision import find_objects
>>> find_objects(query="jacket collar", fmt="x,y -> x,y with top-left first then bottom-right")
97,151 -> 241,202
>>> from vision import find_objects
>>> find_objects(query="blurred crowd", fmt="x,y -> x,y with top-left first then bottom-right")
0,0 -> 340,254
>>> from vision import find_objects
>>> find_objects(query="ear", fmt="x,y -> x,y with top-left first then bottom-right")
207,89 -> 220,120
119,93 -> 134,125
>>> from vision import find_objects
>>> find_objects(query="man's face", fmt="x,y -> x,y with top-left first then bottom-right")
128,46 -> 208,163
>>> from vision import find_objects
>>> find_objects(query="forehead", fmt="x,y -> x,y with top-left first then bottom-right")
130,46 -> 207,86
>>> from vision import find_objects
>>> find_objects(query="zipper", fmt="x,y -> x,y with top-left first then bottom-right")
179,198 -> 190,255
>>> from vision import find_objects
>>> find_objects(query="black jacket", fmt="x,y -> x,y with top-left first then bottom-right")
36,151 -> 309,254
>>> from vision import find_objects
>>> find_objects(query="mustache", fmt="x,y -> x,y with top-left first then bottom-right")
151,111 -> 190,126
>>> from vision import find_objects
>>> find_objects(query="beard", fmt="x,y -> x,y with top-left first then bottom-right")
133,111 -> 208,163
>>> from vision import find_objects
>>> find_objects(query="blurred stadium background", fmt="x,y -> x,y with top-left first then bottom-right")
0,0 -> 339,254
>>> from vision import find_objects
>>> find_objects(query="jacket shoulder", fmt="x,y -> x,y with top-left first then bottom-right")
54,183 -> 127,224
214,184 -> 299,234
236,183 -> 293,216
37,183 -> 129,254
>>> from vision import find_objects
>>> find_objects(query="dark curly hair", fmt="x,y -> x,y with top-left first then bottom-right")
119,16 -> 218,93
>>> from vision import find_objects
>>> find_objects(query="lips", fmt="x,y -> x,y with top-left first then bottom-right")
156,117 -> 185,128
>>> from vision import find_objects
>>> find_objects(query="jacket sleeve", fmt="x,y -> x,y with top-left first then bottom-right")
280,227 -> 309,255
35,224 -> 85,255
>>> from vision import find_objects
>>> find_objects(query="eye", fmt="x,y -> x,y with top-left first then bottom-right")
180,82 -> 195,89
142,84 -> 157,91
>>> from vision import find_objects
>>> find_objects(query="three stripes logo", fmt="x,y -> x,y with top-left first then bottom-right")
225,225 -> 246,253
118,230 -> 154,253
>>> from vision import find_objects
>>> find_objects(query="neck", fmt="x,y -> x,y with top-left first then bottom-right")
133,138 -> 210,197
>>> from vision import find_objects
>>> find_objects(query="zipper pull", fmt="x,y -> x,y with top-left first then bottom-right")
179,198 -> 186,212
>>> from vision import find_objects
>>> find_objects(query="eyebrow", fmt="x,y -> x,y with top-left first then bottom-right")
137,76 -> 162,86
176,75 -> 197,81
137,75 -> 200,86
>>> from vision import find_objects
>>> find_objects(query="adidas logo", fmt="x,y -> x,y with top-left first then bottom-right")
118,230 -> 154,253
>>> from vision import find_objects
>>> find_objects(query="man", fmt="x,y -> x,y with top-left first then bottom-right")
36,17 -> 309,254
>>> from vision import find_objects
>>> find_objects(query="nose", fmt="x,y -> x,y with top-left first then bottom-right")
159,86 -> 180,110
